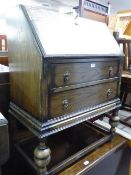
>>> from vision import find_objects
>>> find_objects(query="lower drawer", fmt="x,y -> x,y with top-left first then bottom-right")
49,81 -> 118,118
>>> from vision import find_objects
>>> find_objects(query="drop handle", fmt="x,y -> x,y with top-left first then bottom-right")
109,67 -> 113,77
107,89 -> 112,97
62,99 -> 69,109
64,72 -> 70,83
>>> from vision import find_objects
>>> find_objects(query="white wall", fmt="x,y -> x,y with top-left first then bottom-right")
99,0 -> 131,14
110,0 -> 131,13
1,0 -> 131,15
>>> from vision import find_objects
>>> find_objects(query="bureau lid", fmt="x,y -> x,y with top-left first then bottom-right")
21,5 -> 123,57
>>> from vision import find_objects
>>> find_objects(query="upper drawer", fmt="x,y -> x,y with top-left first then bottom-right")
49,81 -> 118,118
50,61 -> 118,88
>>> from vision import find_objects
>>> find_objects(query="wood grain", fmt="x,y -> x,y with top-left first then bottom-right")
83,10 -> 107,23
51,61 -> 118,88
7,5 -> 122,140
8,6 -> 42,120
59,135 -> 126,175
49,81 -> 118,118
0,56 -> 8,66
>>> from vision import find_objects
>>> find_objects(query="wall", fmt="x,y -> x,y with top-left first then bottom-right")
100,0 -> 131,14
1,0 -> 131,15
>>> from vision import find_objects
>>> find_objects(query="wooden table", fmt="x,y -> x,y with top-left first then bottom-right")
127,141 -> 131,175
59,135 -> 130,175
122,71 -> 131,80
0,51 -> 8,66
2,134 -> 130,175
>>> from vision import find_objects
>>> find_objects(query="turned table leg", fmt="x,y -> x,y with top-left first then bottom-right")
34,140 -> 51,175
109,110 -> 120,138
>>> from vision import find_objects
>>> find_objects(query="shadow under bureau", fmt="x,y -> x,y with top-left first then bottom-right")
7,5 -> 123,175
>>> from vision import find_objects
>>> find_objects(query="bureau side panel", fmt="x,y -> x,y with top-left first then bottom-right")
7,6 -> 42,120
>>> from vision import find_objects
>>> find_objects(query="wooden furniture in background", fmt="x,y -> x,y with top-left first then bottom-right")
120,71 -> 131,128
0,35 -> 7,51
117,10 -> 131,36
108,14 -> 118,34
108,9 -> 131,42
0,35 -> 8,66
0,52 -> 8,66
0,64 -> 9,116
59,135 -> 129,175
117,38 -> 131,70
120,71 -> 131,111
108,9 -> 131,36
126,140 -> 131,175
112,10 -> 131,37
79,0 -> 110,24
114,38 -> 131,128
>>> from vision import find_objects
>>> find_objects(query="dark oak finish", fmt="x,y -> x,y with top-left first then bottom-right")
7,5 -> 123,175
51,61 -> 118,88
0,56 -> 8,66
59,135 -> 127,175
7,4 -> 123,131
50,81 -> 118,118
0,65 -> 9,115
0,113 -> 9,168
0,51 -> 8,66
0,85 -> 9,116
8,6 -> 42,120
120,71 -> 131,110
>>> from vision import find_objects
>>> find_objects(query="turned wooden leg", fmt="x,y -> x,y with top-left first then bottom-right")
34,140 -> 51,175
109,110 -> 119,138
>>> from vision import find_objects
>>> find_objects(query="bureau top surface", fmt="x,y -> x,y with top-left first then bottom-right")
20,5 -> 123,57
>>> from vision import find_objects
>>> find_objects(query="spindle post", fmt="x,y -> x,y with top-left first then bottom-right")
34,140 -> 51,175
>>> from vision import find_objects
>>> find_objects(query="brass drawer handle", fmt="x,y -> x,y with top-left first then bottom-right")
107,89 -> 112,97
64,72 -> 70,83
62,99 -> 68,109
109,67 -> 113,77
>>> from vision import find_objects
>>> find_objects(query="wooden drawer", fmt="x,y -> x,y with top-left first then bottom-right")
49,81 -> 118,118
50,61 -> 118,88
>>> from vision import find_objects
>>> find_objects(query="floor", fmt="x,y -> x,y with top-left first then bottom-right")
95,109 -> 131,140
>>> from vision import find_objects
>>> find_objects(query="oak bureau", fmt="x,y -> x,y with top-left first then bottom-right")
7,5 -> 123,175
